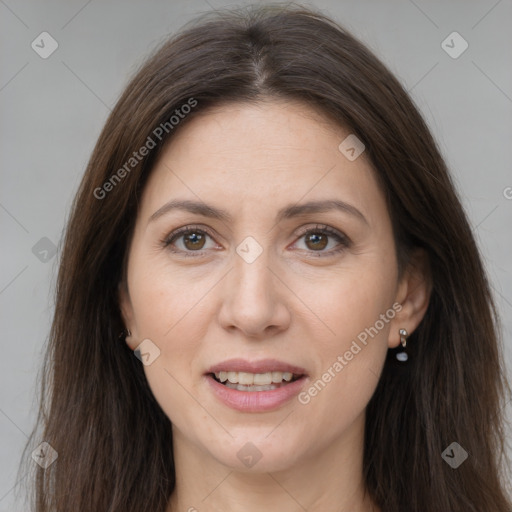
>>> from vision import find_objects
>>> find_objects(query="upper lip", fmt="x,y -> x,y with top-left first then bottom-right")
206,358 -> 307,376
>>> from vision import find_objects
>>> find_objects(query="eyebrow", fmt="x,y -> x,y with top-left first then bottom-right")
149,198 -> 369,226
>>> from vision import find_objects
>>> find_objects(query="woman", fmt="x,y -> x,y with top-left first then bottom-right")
18,4 -> 511,511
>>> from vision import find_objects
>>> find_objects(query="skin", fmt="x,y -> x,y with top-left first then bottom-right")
120,99 -> 430,512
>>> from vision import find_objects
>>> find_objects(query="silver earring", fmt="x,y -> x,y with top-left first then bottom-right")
396,328 -> 408,362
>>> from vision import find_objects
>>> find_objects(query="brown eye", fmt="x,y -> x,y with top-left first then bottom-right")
304,232 -> 328,251
293,225 -> 350,256
164,227 -> 217,255
182,231 -> 206,250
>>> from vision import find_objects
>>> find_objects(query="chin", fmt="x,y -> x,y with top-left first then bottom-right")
203,429 -> 308,473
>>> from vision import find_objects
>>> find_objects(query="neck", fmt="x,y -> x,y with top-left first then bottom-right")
166,413 -> 380,512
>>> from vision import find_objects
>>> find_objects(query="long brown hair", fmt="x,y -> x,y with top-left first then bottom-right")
17,4 -> 511,511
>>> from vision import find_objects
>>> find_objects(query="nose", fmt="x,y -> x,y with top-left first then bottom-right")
217,247 -> 291,339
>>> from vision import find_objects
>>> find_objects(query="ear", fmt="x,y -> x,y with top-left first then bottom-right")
388,248 -> 432,348
118,281 -> 138,351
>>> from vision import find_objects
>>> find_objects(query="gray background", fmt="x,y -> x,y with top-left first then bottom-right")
1,0 -> 511,509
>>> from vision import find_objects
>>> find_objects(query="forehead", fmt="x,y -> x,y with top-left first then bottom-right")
140,100 -> 386,227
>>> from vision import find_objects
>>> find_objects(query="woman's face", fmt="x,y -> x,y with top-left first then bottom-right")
121,100 -> 409,472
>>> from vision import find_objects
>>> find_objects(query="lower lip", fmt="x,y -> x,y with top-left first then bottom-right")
206,374 -> 308,412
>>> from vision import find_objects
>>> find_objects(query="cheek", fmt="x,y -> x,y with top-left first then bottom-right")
298,254 -> 397,351
126,258 -> 217,420
295,258 -> 396,419
129,254 -> 213,341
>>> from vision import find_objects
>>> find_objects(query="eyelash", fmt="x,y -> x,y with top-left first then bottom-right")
162,224 -> 351,258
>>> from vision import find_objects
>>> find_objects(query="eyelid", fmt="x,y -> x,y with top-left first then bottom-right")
294,223 -> 349,242
162,224 -> 218,249
290,224 -> 351,254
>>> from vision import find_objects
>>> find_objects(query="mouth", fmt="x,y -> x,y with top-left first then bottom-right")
209,370 -> 304,392
205,359 -> 308,412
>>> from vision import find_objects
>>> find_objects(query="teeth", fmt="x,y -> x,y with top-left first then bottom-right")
214,371 -> 296,386
225,382 -> 278,392
239,372 -> 255,385
254,372 -> 272,385
227,372 -> 238,383
271,371 -> 283,383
